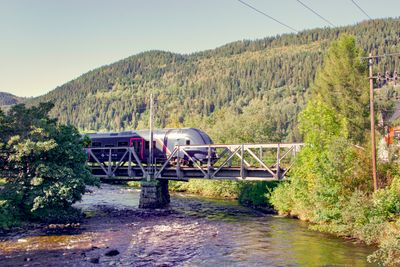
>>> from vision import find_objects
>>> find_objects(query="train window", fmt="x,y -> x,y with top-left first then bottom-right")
117,141 -> 128,147
133,142 -> 141,151
186,140 -> 191,145
91,142 -> 101,147
104,144 -> 114,147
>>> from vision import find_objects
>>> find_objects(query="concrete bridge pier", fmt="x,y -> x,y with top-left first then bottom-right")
139,180 -> 170,208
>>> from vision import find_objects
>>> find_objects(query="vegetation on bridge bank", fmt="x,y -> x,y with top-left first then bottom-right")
127,180 -> 279,211
0,104 -> 99,230
270,35 -> 400,265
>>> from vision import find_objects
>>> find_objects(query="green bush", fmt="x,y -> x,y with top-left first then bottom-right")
0,200 -> 19,229
127,179 -> 239,199
368,218 -> 400,266
238,181 -> 278,208
269,181 -> 296,215
366,178 -> 400,265
31,206 -> 83,223
169,179 -> 239,199
0,103 -> 99,226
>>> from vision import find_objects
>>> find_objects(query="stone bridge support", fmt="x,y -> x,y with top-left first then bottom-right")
139,180 -> 170,208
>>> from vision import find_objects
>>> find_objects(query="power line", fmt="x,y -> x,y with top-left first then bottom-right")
295,0 -> 335,27
361,52 -> 400,60
237,0 -> 298,33
350,0 -> 372,20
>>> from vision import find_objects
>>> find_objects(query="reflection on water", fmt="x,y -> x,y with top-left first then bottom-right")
219,217 -> 374,266
75,184 -> 140,210
175,195 -> 376,267
0,184 -> 377,266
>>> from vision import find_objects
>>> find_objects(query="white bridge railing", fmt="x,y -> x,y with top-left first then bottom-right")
155,143 -> 304,180
86,147 -> 146,178
85,143 -> 304,181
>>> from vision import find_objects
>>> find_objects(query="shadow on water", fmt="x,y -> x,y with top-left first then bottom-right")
0,184 -> 377,266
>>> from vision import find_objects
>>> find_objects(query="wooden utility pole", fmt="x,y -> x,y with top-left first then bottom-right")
369,53 -> 378,191
148,93 -> 154,181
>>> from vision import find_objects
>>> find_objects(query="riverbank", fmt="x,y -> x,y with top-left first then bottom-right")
127,179 -> 278,212
0,184 -> 376,266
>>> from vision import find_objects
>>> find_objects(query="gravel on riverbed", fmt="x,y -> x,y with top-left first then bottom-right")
0,194 -> 260,267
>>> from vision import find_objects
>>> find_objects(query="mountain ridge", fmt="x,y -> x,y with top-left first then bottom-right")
26,18 -> 400,142
0,92 -> 24,107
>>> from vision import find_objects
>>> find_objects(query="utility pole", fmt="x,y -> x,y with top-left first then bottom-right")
369,53 -> 378,191
148,93 -> 154,181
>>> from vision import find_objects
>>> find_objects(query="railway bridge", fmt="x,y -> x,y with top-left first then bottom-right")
85,143 -> 303,208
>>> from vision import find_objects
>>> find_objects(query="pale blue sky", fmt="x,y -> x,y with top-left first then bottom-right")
0,0 -> 398,97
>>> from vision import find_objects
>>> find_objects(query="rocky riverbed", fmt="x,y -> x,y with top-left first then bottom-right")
0,184 -> 377,266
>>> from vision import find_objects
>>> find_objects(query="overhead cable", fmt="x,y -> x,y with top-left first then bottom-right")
350,0 -> 372,20
237,0 -> 298,33
295,0 -> 335,27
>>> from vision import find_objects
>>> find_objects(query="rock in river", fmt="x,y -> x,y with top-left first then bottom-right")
105,249 -> 120,257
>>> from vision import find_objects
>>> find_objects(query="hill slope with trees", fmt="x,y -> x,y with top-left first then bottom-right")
0,92 -> 23,107
27,18 -> 400,142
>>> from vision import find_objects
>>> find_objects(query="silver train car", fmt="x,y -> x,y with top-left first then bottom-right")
85,128 -> 214,164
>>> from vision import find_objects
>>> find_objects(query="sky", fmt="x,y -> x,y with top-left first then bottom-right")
0,0 -> 398,97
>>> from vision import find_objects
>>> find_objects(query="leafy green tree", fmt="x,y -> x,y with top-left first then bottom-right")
311,34 -> 369,143
0,103 -> 98,225
271,35 -> 372,220
271,98 -> 370,220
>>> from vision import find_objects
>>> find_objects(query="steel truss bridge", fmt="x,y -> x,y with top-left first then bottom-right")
85,143 -> 303,182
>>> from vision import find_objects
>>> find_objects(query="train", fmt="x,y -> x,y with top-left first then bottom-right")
85,128 -> 215,165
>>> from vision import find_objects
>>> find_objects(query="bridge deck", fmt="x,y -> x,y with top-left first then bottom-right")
91,166 -> 281,181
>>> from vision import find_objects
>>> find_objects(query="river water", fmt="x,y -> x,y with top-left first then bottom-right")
0,184 -> 377,266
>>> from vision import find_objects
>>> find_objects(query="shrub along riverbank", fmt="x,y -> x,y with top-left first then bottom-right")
270,35 -> 400,265
0,103 -> 99,230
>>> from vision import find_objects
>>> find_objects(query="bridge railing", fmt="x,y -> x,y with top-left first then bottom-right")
85,143 -> 304,181
86,146 -> 148,179
155,143 -> 304,180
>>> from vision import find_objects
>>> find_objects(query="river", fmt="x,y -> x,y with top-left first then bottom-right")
0,184 -> 377,266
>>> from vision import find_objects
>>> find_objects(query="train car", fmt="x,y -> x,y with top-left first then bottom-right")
85,128 -> 214,165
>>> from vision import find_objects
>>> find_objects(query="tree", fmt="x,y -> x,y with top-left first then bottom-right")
311,34 -> 369,143
0,103 -> 99,225
271,35 -> 372,221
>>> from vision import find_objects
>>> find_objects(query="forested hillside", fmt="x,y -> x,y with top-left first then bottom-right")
28,18 -> 400,142
0,92 -> 23,107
